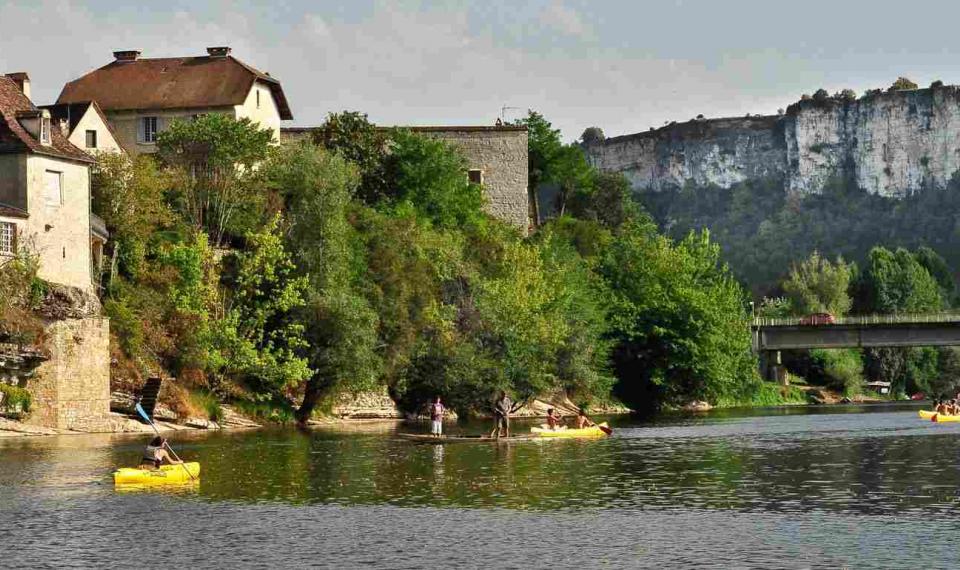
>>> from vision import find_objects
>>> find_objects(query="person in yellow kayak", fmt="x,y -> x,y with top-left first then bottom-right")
574,411 -> 595,429
545,408 -> 564,430
140,436 -> 183,470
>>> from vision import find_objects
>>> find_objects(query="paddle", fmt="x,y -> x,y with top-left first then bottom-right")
135,402 -> 196,481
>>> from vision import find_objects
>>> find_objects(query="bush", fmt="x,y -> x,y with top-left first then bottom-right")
810,349 -> 863,396
0,383 -> 32,415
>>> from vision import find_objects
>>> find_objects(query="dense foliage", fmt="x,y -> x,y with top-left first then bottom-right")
89,111 -> 772,423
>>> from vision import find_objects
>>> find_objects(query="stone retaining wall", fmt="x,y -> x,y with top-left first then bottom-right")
24,317 -> 110,430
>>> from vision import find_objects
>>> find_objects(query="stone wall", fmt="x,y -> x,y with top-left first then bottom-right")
281,125 -> 531,232
24,317 -> 110,430
586,85 -> 960,197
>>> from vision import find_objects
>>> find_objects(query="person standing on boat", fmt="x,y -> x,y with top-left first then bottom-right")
491,391 -> 511,439
430,396 -> 445,437
140,436 -> 182,470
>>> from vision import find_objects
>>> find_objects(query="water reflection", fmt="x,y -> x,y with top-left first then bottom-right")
4,404 -> 959,568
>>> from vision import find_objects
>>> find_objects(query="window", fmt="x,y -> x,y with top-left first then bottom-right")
85,130 -> 97,149
468,169 -> 483,185
0,222 -> 15,255
44,170 -> 62,207
139,116 -> 158,143
40,117 -> 51,145
256,90 -> 260,109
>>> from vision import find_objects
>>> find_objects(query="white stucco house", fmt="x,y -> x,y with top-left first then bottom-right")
39,101 -> 123,155
0,72 -> 104,292
55,47 -> 293,155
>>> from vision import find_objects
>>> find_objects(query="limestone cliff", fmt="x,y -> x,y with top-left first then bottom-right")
586,85 -> 960,197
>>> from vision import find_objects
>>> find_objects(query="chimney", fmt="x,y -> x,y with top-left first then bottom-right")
58,118 -> 70,137
113,50 -> 141,62
206,46 -> 231,58
5,72 -> 30,100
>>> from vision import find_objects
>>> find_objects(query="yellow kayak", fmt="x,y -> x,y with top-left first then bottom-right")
113,462 -> 201,485
531,422 -> 610,438
918,410 -> 960,423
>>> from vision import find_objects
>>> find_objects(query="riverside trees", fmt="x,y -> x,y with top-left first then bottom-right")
92,112 -> 768,423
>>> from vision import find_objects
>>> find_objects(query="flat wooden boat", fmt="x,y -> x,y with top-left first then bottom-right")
397,433 -> 535,443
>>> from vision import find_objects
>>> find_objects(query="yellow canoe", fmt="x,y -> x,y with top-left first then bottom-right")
918,410 -> 960,423
113,462 -> 201,485
531,422 -> 610,438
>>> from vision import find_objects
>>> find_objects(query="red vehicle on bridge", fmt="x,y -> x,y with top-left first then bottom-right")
799,312 -> 836,326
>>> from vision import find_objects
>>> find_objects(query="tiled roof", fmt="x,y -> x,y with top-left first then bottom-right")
57,55 -> 293,120
40,100 -> 121,147
0,75 -> 93,163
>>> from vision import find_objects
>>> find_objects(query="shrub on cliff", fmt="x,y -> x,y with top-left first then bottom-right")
889,77 -> 918,91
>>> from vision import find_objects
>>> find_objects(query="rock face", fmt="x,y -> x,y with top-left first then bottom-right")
586,86 -> 960,197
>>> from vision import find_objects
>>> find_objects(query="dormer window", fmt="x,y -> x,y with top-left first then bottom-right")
40,116 -> 51,145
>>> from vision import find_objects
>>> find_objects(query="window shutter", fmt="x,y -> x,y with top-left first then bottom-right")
137,117 -> 145,143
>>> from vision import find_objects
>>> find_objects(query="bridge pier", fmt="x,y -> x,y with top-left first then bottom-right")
760,350 -> 787,385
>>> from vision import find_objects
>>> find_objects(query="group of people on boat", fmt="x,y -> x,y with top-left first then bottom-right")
933,398 -> 960,416
424,391 -> 595,438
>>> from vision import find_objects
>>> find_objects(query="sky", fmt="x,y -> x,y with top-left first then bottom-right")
2,0 -> 959,141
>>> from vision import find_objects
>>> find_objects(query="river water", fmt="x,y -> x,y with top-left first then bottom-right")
1,404 -> 957,568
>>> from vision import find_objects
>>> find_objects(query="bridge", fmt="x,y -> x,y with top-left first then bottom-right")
751,314 -> 960,381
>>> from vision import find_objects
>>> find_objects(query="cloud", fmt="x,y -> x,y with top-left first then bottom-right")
539,2 -> 594,40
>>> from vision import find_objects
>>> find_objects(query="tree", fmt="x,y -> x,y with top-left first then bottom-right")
91,153 -> 173,282
213,216 -> 311,392
515,111 -> 564,195
855,246 -> 942,314
158,114 -> 275,246
781,251 -> 853,316
839,89 -> 857,101
265,142 -> 381,423
580,127 -> 605,146
384,130 -> 485,229
813,88 -> 830,101
602,223 -> 759,411
567,171 -> 643,229
889,77 -> 918,91
312,111 -> 390,204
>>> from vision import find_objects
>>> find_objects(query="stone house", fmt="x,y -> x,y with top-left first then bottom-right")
0,73 -> 110,430
39,100 -> 123,154
0,72 -> 100,291
56,47 -> 293,156
282,124 -> 531,232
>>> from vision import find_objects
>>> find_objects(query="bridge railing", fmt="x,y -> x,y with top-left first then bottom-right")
753,313 -> 960,327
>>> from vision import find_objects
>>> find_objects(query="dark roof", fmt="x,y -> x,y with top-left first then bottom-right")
0,75 -> 93,163
40,100 -> 121,145
0,203 -> 28,219
57,55 -> 293,120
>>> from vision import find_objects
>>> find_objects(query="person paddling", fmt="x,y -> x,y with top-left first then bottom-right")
490,391 -> 511,439
574,410 -> 595,429
546,408 -> 563,430
430,396 -> 445,437
140,436 -> 183,470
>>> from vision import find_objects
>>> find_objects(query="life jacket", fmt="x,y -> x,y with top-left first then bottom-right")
142,444 -> 161,467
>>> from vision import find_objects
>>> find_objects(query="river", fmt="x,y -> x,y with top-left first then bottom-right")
0,404 -> 956,568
